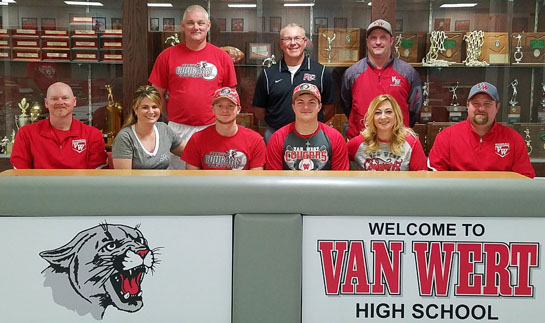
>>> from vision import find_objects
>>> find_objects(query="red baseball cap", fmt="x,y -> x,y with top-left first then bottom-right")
213,87 -> 240,106
292,83 -> 321,102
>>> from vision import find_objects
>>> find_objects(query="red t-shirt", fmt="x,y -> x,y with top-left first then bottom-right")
148,42 -> 237,125
182,125 -> 266,170
266,122 -> 349,170
428,119 -> 535,178
10,118 -> 107,169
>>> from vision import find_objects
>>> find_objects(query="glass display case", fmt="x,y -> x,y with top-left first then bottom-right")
1,0 -> 544,173
0,0 -> 123,163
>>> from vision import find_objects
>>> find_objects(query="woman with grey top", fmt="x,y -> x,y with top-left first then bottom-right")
112,85 -> 185,169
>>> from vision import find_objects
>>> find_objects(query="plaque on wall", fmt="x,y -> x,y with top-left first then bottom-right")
317,28 -> 360,66
427,32 -> 463,63
479,32 -> 509,64
13,49 -> 41,61
397,33 -> 419,63
510,32 -> 545,64
42,50 -> 70,60
73,51 -> 98,61
42,30 -> 69,37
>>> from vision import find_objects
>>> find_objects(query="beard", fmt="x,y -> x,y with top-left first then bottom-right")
472,114 -> 489,125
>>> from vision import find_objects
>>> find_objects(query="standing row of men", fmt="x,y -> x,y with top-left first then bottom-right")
9,5 -> 536,177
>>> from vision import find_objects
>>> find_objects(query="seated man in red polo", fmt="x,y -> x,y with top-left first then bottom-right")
428,81 -> 535,178
182,87 -> 266,170
10,82 -> 107,169
266,83 -> 349,170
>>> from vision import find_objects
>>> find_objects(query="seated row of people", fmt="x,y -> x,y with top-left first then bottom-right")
9,81 -> 535,178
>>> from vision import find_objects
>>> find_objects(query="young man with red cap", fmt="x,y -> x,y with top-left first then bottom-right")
341,19 -> 422,139
182,87 -> 266,170
266,83 -> 349,170
428,81 -> 535,178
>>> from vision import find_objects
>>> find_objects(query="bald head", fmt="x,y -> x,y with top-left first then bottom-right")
45,82 -> 77,123
46,82 -> 75,98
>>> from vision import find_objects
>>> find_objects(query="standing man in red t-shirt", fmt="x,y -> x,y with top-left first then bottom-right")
10,82 -> 107,169
149,4 -> 237,169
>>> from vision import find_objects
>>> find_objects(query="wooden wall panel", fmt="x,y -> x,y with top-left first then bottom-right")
371,0 -> 396,28
122,0 -> 148,116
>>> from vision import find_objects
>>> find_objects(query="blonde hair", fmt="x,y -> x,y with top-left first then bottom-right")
361,94 -> 414,156
122,85 -> 161,128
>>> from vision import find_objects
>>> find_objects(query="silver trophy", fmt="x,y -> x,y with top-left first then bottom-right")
513,33 -> 523,64
446,82 -> 466,122
449,82 -> 459,107
509,79 -> 519,107
321,32 -> 336,63
15,98 -> 31,129
422,81 -> 430,106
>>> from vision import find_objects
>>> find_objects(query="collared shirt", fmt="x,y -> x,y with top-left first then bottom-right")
252,56 -> 335,130
428,119 -> 535,178
10,118 -> 107,169
341,56 -> 422,139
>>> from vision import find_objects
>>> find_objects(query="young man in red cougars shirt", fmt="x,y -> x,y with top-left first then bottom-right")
428,82 -> 535,178
266,83 -> 348,170
10,82 -> 107,169
341,19 -> 422,139
182,88 -> 266,170
149,5 -> 237,169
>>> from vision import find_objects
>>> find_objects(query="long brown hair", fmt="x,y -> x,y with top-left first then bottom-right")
122,85 -> 162,128
361,94 -> 414,156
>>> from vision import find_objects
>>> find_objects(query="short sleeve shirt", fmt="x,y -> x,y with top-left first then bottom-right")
112,122 -> 182,169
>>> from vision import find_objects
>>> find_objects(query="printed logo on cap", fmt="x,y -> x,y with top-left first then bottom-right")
477,83 -> 489,91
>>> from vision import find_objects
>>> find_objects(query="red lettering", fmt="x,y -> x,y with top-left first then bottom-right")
511,243 -> 539,296
455,243 -> 483,295
341,241 -> 370,294
483,243 -> 512,295
318,240 -> 348,294
413,241 -> 455,296
371,241 -> 403,294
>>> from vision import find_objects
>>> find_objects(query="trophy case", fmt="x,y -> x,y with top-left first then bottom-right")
0,0 -> 123,168
395,0 -> 545,173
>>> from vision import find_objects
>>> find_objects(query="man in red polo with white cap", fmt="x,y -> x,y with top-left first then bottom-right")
341,18 -> 422,139
182,87 -> 266,170
266,83 -> 348,170
428,81 -> 535,178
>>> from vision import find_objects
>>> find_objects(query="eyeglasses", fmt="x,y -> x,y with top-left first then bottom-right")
281,36 -> 306,43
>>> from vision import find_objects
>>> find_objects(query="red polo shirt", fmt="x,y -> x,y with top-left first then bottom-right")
10,118 -> 107,169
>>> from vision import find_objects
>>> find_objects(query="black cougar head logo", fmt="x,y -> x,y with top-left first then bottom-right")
39,223 -> 160,320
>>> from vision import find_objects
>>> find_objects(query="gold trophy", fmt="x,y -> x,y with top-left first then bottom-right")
30,102 -> 42,122
103,85 -> 122,148
15,98 -> 32,129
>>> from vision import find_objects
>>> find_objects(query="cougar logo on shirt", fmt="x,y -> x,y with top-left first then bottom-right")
72,139 -> 87,153
284,145 -> 329,170
303,73 -> 316,81
175,61 -> 218,80
495,142 -> 510,157
391,76 -> 401,87
39,223 -> 159,320
204,149 -> 248,169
